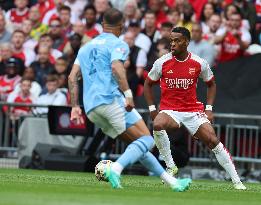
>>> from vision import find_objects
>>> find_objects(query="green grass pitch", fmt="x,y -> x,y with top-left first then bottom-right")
0,168 -> 260,205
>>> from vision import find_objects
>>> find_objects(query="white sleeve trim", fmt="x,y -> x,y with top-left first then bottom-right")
74,58 -> 80,65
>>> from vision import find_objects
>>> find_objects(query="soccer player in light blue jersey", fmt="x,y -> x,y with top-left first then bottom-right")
68,8 -> 191,192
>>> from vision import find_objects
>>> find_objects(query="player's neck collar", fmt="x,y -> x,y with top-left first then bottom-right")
174,52 -> 191,62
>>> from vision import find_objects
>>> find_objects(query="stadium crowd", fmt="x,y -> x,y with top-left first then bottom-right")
0,0 -> 260,117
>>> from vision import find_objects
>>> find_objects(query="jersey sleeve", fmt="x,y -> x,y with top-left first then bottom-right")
199,59 -> 214,82
147,59 -> 162,81
110,41 -> 130,63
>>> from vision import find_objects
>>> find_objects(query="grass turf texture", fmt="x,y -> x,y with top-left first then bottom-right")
0,169 -> 260,205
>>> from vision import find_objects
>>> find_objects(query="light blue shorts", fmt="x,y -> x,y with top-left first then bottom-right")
87,96 -> 142,138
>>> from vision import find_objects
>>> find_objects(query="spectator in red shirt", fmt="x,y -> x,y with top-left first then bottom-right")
58,5 -> 73,38
11,30 -> 36,67
215,13 -> 251,63
148,0 -> 168,28
0,58 -> 21,101
7,77 -> 36,118
5,0 -> 29,29
83,4 -> 102,38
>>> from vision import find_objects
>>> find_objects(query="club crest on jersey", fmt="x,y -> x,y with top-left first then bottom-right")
189,68 -> 196,75
167,70 -> 173,74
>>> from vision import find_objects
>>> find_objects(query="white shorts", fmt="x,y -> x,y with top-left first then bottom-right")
87,97 -> 142,139
160,110 -> 210,136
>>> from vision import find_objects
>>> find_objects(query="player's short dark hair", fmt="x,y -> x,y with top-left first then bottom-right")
21,76 -> 32,83
12,29 -> 25,37
83,4 -> 96,14
171,27 -> 191,41
103,8 -> 123,26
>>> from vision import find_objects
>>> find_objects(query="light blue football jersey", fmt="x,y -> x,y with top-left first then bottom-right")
76,32 -> 130,114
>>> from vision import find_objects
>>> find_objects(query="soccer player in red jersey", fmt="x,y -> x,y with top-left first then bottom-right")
144,27 -> 246,190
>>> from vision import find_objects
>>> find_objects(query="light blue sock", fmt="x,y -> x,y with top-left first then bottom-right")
139,152 -> 165,176
116,136 -> 154,168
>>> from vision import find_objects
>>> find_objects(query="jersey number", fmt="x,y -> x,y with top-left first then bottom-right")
89,49 -> 98,75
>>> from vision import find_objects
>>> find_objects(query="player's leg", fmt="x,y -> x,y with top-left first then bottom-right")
194,123 -> 246,190
153,111 -> 180,176
119,119 -> 191,192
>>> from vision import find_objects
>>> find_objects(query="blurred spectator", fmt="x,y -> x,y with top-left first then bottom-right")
234,0 -> 257,35
64,0 -> 87,23
13,66 -> 42,99
256,0 -> 261,23
63,33 -> 82,71
124,31 -> 147,96
123,0 -> 140,30
178,2 -> 194,32
203,13 -> 222,44
30,45 -> 55,88
42,0 -> 63,25
54,56 -> 68,90
215,13 -> 251,63
5,0 -> 29,29
11,30 -> 36,67
48,18 -> 68,51
38,33 -> 63,62
188,23 -> 216,66
199,2 -> 216,34
0,43 -> 13,75
94,0 -> 111,24
7,77 -> 36,117
160,22 -> 173,39
35,0 -> 55,21
0,57 -> 21,101
146,37 -> 170,72
58,5 -> 73,37
222,4 -> 250,31
0,12 -> 11,43
21,19 -> 37,51
167,8 -> 181,28
29,5 -> 48,41
142,10 -> 161,44
83,4 -> 102,38
148,0 -> 168,28
124,21 -> 151,54
34,74 -> 67,114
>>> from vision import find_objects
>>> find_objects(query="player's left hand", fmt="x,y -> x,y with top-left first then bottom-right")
205,110 -> 214,123
125,97 -> 135,112
70,106 -> 84,124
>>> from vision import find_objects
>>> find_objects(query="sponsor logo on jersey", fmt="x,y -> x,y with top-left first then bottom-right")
164,78 -> 193,89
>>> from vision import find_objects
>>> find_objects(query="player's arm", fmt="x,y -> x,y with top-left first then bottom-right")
112,60 -> 134,112
205,79 -> 216,123
68,63 -> 84,124
144,60 -> 161,120
144,78 -> 158,120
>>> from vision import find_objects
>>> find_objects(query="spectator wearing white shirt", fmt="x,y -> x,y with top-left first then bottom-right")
188,23 -> 216,66
121,21 -> 151,54
34,74 -> 67,115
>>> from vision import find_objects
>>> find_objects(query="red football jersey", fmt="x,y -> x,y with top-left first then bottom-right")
218,28 -> 251,62
7,92 -> 34,115
147,52 -> 214,112
0,75 -> 21,101
8,8 -> 29,24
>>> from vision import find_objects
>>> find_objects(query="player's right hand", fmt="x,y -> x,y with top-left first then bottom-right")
125,97 -> 134,112
150,110 -> 158,121
70,106 -> 84,124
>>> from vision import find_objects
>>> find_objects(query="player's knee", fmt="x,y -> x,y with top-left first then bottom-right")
206,132 -> 219,149
153,121 -> 165,131
136,135 -> 154,152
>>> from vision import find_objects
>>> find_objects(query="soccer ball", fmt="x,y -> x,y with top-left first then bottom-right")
95,160 -> 113,182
